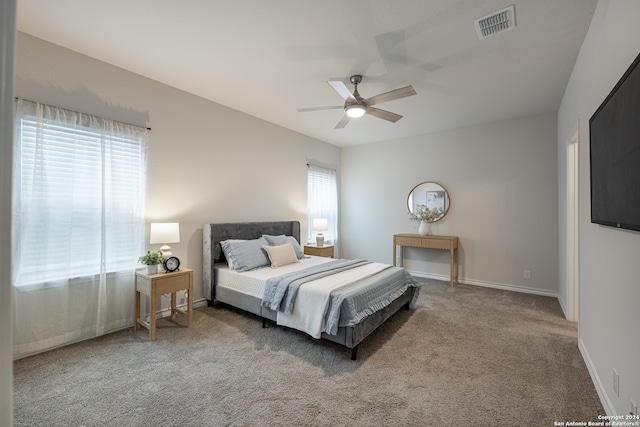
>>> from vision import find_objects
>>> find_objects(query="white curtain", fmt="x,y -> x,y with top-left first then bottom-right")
307,165 -> 338,247
12,99 -> 147,358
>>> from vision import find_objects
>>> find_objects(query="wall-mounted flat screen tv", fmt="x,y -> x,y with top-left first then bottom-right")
589,52 -> 640,232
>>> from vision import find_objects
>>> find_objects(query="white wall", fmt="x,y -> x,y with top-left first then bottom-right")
557,0 -> 640,416
15,32 -> 340,309
341,113 -> 559,295
1,1 -> 16,424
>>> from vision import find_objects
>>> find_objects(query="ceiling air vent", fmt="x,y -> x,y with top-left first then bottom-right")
474,5 -> 515,40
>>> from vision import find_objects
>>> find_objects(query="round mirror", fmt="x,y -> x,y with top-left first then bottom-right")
407,182 -> 450,223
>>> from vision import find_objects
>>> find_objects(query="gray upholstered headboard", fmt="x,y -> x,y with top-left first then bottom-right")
202,221 -> 301,301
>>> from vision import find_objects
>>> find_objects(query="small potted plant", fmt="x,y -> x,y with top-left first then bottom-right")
408,204 -> 444,236
138,251 -> 164,274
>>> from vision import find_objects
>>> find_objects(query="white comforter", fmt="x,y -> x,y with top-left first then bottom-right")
276,262 -> 390,339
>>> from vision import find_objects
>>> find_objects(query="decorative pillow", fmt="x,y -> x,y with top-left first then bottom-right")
262,234 -> 305,259
262,242 -> 300,268
220,239 -> 245,269
220,237 -> 270,272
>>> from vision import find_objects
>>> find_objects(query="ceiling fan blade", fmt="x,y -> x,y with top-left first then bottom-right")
366,107 -> 403,123
297,106 -> 342,112
365,85 -> 416,106
334,114 -> 351,129
327,80 -> 355,101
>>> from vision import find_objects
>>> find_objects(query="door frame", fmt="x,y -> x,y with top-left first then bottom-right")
566,124 -> 580,322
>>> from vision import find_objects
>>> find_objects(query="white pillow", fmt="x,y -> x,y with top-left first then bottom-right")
262,242 -> 300,268
262,234 -> 305,259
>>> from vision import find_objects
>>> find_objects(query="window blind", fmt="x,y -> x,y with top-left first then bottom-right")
13,100 -> 147,286
307,165 -> 338,245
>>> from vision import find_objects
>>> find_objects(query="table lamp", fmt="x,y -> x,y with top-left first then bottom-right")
150,222 -> 180,259
313,218 -> 328,247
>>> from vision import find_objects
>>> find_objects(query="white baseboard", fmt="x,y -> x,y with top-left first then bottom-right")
557,293 -> 569,319
408,270 -> 559,298
156,298 -> 208,318
579,337 -> 614,416
15,298 -> 210,360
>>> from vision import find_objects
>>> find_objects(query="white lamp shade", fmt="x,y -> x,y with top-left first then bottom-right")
149,223 -> 180,244
313,218 -> 328,232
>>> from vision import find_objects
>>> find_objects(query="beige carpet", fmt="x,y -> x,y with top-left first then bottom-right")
13,280 -> 604,426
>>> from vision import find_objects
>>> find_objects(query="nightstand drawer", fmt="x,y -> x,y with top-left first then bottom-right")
304,245 -> 334,258
155,272 -> 190,294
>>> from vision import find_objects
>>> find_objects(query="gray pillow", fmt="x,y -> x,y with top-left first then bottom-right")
263,234 -> 305,259
220,237 -> 271,272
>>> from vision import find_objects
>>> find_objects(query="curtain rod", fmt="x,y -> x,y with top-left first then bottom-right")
15,97 -> 151,131
306,162 -> 336,172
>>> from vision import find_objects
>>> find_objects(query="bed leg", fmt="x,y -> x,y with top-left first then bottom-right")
403,301 -> 411,310
350,344 -> 360,361
262,318 -> 266,328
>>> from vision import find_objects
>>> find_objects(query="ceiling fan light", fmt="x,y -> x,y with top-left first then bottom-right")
346,104 -> 366,118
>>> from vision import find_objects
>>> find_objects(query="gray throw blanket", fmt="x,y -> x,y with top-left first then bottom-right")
261,259 -> 369,314
325,266 -> 420,335
261,259 -> 421,336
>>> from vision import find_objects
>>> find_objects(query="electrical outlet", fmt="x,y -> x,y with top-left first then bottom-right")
632,399 -> 638,416
613,369 -> 620,397
524,270 -> 531,279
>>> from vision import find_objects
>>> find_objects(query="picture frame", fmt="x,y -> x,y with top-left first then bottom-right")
426,190 -> 445,212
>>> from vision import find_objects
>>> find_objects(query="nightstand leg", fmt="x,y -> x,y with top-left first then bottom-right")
171,292 -> 177,319
134,290 -> 140,331
187,279 -> 193,327
149,293 -> 156,341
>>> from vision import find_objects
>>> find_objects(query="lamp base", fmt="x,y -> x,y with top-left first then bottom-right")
316,233 -> 324,247
159,245 -> 173,259
159,245 -> 172,271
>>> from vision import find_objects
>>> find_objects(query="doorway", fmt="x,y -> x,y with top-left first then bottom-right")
566,126 -> 579,322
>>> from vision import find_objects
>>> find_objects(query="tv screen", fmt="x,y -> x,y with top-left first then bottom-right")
589,51 -> 640,232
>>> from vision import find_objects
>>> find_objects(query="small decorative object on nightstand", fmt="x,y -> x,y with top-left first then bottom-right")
134,267 -> 193,341
138,250 -> 164,275
312,218 -> 328,246
163,256 -> 180,272
304,244 -> 334,258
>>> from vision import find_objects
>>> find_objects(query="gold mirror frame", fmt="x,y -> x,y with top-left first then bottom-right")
407,181 -> 450,223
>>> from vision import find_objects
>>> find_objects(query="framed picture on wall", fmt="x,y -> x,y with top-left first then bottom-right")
426,190 -> 445,212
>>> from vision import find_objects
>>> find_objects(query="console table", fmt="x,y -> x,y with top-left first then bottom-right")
393,234 -> 459,287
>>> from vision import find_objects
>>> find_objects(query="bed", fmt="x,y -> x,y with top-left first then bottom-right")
203,221 -> 420,359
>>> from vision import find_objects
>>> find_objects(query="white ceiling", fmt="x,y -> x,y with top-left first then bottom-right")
16,0 -> 597,147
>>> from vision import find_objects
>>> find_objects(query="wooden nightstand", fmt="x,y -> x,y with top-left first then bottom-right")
134,267 -> 193,340
304,244 -> 334,258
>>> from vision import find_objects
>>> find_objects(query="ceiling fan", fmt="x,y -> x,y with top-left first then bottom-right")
297,75 -> 417,129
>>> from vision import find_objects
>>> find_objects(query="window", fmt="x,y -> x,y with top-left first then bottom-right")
307,164 -> 338,245
13,99 -> 147,286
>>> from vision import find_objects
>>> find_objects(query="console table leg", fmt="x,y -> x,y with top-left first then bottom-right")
450,248 -> 455,287
454,248 -> 459,285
